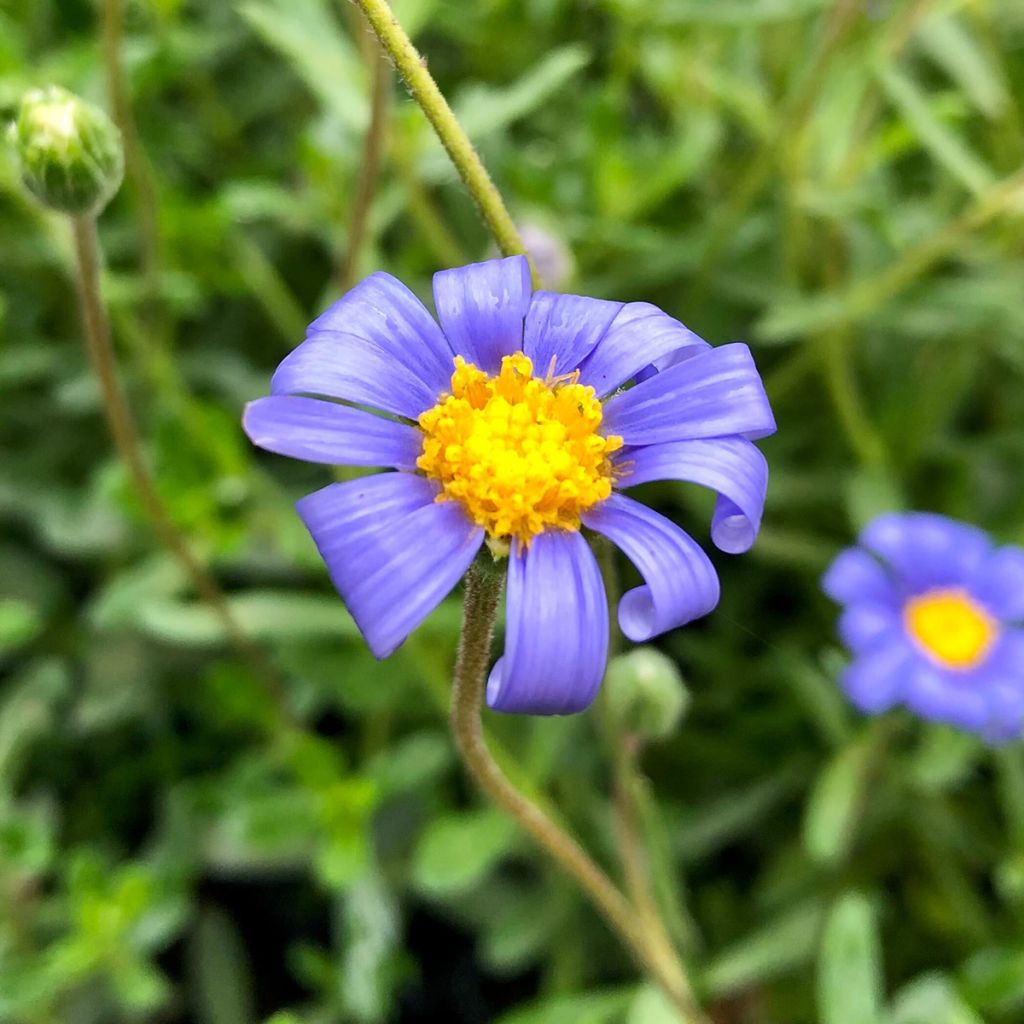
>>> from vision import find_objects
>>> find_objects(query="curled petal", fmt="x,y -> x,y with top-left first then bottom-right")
601,343 -> 776,445
487,531 -> 608,715
860,512 -> 992,591
523,291 -> 623,378
433,256 -> 532,373
577,302 -> 707,397
297,473 -> 483,658
822,548 -> 897,607
271,331 -> 441,419
243,396 -> 422,469
613,438 -> 768,553
582,493 -> 719,642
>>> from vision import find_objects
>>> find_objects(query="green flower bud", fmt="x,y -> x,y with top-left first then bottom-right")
9,86 -> 124,215
604,648 -> 689,741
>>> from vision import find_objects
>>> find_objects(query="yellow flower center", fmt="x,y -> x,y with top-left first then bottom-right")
903,588 -> 998,671
417,353 -> 622,545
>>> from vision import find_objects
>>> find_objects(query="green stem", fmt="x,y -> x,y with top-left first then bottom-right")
341,37 -> 392,290
450,566 -> 706,1023
70,215 -> 283,698
350,0 -> 536,280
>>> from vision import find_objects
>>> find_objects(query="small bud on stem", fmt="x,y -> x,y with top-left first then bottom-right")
10,85 -> 124,215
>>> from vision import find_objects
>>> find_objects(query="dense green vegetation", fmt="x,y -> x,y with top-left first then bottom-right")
2,0 -> 1024,1021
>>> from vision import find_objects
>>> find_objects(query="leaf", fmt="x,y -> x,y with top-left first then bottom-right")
626,985 -> 677,1024
959,946 -> 1024,1016
453,46 -> 591,142
803,735 -> 874,866
135,591 -> 362,645
188,907 -> 257,1024
918,15 -> 1008,119
495,988 -> 635,1024
0,597 -> 42,656
413,809 -> 518,897
889,974 -> 985,1024
702,900 -> 825,996
239,0 -> 366,130
340,872 -> 402,1021
877,65 -> 994,195
817,894 -> 884,1024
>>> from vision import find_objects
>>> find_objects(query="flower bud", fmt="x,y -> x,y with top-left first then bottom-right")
9,86 -> 124,215
518,221 -> 574,290
604,647 -> 689,740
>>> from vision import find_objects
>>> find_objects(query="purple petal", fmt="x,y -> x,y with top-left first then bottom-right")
271,331 -> 441,420
839,603 -> 901,651
860,513 -> 993,592
523,291 -> 623,378
904,660 -> 989,731
297,473 -> 483,658
243,396 -> 422,469
601,344 -> 776,445
308,271 -> 454,390
582,493 -> 719,642
432,256 -> 532,373
972,546 -> 1024,623
487,531 -> 608,715
576,302 -> 708,397
823,548 -> 897,606
612,437 -> 768,554
841,637 -> 915,713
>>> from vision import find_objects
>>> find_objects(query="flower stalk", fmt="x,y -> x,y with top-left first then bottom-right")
70,213 -> 281,696
450,564 -> 706,1023
349,0 -> 537,283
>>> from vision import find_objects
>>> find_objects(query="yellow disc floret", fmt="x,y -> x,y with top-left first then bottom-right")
417,353 -> 622,544
904,587 -> 998,671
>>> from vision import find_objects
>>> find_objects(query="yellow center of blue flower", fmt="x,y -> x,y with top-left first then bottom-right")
903,588 -> 997,670
417,353 -> 622,544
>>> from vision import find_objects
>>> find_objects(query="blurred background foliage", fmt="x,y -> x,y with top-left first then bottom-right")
2,0 -> 1024,1021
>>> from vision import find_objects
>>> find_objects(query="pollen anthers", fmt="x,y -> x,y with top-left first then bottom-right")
904,587 -> 998,671
417,353 -> 622,544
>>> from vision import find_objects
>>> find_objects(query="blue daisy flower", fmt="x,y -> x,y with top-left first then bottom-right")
243,256 -> 775,715
824,512 -> 1024,741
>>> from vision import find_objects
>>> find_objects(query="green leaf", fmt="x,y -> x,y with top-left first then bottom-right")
0,596 -> 42,655
889,974 -> 984,1024
188,906 -> 257,1024
413,809 -> 518,897
877,65 -> 994,195
918,15 -> 1008,119
959,946 -> 1024,1016
454,46 -> 591,142
238,0 -> 366,130
817,894 -> 884,1024
135,591 -> 361,644
803,735 -> 875,866
702,900 -> 824,996
495,988 -> 635,1024
626,985 -> 677,1024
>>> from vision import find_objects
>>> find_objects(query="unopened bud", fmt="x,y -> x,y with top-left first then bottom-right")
605,648 -> 689,740
9,86 -> 124,215
518,221 -> 574,290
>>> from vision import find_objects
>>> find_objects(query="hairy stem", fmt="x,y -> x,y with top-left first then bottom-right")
450,565 -> 706,1022
70,215 -> 281,696
350,0 -> 535,280
341,37 -> 392,289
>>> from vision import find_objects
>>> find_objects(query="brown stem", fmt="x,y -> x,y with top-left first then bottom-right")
70,215 -> 282,697
450,565 -> 706,1022
341,38 -> 392,290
